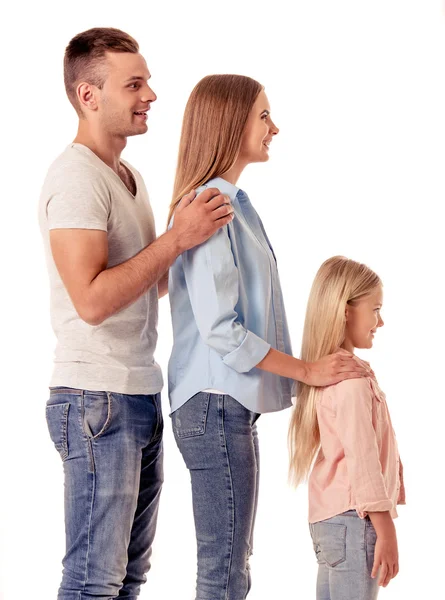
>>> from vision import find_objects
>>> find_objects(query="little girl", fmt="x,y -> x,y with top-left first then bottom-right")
289,256 -> 405,600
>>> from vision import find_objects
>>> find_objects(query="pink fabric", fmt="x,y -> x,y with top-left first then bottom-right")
308,361 -> 405,524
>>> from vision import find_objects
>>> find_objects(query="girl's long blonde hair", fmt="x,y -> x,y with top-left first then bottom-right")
288,256 -> 382,486
167,74 -> 263,225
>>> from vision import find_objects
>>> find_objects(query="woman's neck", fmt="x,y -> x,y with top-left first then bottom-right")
221,160 -> 247,185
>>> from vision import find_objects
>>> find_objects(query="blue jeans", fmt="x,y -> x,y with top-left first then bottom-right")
309,510 -> 380,600
46,387 -> 164,599
172,392 -> 260,600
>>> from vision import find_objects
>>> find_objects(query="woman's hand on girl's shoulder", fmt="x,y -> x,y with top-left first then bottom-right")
303,351 -> 371,387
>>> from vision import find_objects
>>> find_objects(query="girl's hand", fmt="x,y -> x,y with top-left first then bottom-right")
368,511 -> 399,587
372,534 -> 399,587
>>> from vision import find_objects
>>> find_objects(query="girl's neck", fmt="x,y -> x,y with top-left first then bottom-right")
341,340 -> 355,354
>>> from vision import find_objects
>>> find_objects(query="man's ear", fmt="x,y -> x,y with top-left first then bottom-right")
77,82 -> 99,113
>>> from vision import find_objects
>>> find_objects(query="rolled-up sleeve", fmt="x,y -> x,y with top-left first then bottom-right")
182,225 -> 271,373
333,378 -> 394,517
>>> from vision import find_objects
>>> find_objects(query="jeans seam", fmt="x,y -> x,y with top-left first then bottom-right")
60,404 -> 69,460
151,394 -> 163,442
82,463 -> 97,593
218,394 -> 235,600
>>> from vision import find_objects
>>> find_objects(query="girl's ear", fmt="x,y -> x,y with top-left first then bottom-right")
345,305 -> 350,322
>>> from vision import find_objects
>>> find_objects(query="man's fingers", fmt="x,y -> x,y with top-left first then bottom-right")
206,193 -> 231,212
210,214 -> 234,232
194,187 -> 225,205
176,189 -> 196,211
212,203 -> 234,221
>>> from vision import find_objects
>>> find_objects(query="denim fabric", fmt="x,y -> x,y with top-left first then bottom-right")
168,177 -> 293,415
46,387 -> 164,599
309,510 -> 380,600
172,392 -> 260,600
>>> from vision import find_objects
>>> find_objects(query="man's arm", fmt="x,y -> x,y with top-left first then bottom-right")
157,271 -> 169,298
50,188 -> 233,325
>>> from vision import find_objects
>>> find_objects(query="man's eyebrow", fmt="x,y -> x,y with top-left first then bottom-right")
124,75 -> 151,83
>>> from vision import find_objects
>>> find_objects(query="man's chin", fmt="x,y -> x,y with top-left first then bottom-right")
126,125 -> 148,137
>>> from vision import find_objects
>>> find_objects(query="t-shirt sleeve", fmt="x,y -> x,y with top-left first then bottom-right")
44,161 -> 110,231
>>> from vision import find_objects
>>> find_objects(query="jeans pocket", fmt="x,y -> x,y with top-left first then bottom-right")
82,392 -> 112,439
313,522 -> 347,567
46,402 -> 70,461
173,392 -> 210,439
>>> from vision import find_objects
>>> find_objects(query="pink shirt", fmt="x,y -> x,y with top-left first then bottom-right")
308,365 -> 405,524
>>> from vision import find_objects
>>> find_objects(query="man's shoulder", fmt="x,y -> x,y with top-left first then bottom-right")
45,144 -> 102,180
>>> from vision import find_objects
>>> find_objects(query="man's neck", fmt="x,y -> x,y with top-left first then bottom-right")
74,121 -> 127,173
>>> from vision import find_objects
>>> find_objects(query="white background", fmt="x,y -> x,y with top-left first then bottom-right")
1,1 -> 444,598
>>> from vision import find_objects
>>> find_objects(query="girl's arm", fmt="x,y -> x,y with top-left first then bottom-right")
368,511 -> 399,587
333,378 -> 399,587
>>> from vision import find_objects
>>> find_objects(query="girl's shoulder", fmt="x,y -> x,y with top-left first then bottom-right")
321,376 -> 376,408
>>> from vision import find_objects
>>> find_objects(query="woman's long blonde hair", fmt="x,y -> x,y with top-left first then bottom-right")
167,74 -> 263,225
288,256 -> 382,486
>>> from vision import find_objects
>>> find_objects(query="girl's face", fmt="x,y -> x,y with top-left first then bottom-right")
238,90 -> 279,165
343,286 -> 384,352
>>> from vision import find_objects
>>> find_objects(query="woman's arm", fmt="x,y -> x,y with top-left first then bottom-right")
182,225 -> 367,385
257,347 -> 368,386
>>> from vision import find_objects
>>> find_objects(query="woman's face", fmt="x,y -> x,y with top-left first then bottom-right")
238,90 -> 279,165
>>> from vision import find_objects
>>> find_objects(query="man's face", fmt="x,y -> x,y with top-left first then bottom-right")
96,51 -> 157,137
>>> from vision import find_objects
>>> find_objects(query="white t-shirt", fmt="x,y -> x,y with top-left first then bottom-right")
39,143 -> 163,395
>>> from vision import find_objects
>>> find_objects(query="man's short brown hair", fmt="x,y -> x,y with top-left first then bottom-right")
64,27 -> 139,115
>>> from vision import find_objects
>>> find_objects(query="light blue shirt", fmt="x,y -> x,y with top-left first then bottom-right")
168,177 -> 294,414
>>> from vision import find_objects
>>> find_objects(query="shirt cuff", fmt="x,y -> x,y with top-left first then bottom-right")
356,499 -> 394,519
222,331 -> 271,373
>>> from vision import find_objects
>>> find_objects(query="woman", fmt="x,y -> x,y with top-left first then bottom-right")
167,74 -> 367,600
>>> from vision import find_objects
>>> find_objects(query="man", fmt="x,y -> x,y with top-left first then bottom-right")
39,27 -> 233,599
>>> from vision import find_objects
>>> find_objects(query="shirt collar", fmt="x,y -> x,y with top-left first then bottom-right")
205,176 -> 240,203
